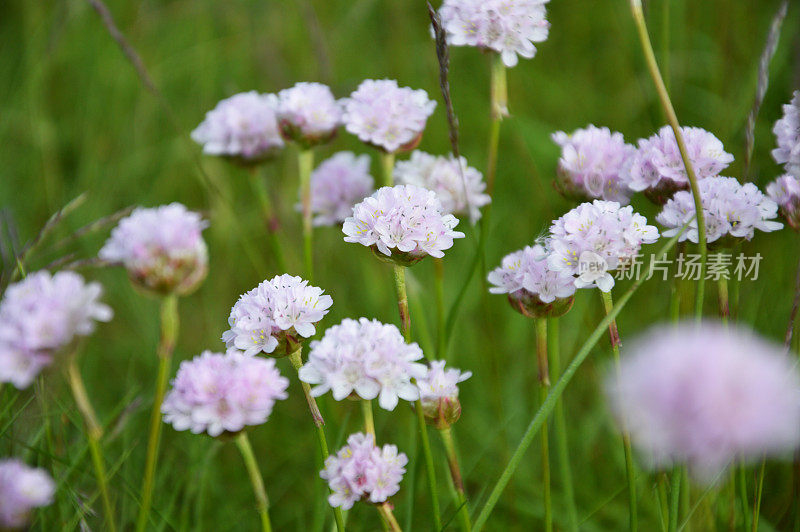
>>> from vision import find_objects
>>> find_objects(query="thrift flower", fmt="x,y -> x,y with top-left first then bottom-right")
546,201 -> 659,292
342,80 -> 436,153
222,274 -> 333,357
657,176 -> 782,245
772,91 -> 800,176
606,322 -> 800,480
298,318 -> 427,411
276,82 -> 342,146
191,91 -> 284,163
624,126 -> 734,203
394,151 -> 490,223
162,350 -> 289,437
343,185 -> 465,266
488,244 -> 576,317
321,432 -> 408,510
0,459 -> 55,529
99,203 -> 209,296
0,271 -> 112,389
552,125 -> 635,204
438,0 -> 550,68
417,360 -> 471,428
305,152 -> 374,227
766,173 -> 800,230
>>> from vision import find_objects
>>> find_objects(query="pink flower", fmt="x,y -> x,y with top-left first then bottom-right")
0,459 -> 55,529
277,82 -> 342,146
772,91 -> 800,175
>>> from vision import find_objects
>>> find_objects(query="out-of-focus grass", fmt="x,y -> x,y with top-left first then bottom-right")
1,0 -> 798,529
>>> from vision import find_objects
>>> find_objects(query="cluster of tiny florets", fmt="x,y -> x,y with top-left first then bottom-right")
772,91 -> 800,176
0,271 -> 112,389
552,125 -> 635,204
394,151 -> 490,224
546,201 -> 659,292
417,360 -> 471,428
276,82 -> 342,146
0,459 -> 55,529
766,173 -> 800,230
222,274 -> 333,357
657,176 -> 783,244
606,322 -> 800,480
343,185 -> 465,264
162,350 -> 289,437
299,318 -> 427,411
438,0 -> 551,68
191,91 -> 285,162
306,152 -> 374,227
342,80 -> 436,153
321,432 -> 408,510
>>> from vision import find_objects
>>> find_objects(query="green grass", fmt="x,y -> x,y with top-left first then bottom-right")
1,0 -> 799,529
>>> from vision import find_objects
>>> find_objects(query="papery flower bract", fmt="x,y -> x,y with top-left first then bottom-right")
320,432 -> 408,510
0,271 -> 112,389
342,185 -> 465,266
304,152 -> 374,226
624,126 -> 734,204
99,203 -> 209,296
657,176 -> 783,245
772,91 -> 800,176
394,151 -> 490,224
552,125 -> 635,204
0,459 -> 55,529
342,80 -> 436,153
546,201 -> 659,292
222,274 -> 333,357
298,318 -> 427,411
766,173 -> 800,230
277,82 -> 342,147
488,244 -> 576,317
162,350 -> 289,437
439,0 -> 550,68
606,322 -> 800,480
417,360 -> 471,428
191,91 -> 285,163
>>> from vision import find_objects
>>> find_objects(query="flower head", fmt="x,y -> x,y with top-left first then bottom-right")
305,152 -> 374,227
606,322 -> 800,480
489,244 -> 576,317
766,173 -> 800,230
417,360 -> 471,428
0,459 -> 55,529
546,201 -> 659,292
162,350 -> 289,437
439,0 -> 550,68
772,91 -> 800,176
0,271 -> 112,389
99,203 -> 209,296
343,185 -> 465,266
191,91 -> 284,163
277,82 -> 342,146
342,80 -> 436,153
394,151 -> 490,223
298,318 -> 427,411
657,176 -> 782,245
321,432 -> 408,510
222,274 -> 333,357
624,126 -> 734,203
552,125 -> 636,204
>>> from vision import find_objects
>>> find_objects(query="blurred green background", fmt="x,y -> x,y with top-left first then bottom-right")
1,0 -> 799,530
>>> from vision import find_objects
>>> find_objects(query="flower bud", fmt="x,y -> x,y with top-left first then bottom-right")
417,361 -> 471,429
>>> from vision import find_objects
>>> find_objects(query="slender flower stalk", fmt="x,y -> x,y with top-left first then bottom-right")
752,458 -> 766,532
718,277 -> 730,326
235,432 -> 274,532
535,318 -> 552,532
299,148 -> 315,281
248,168 -> 287,272
668,465 -> 681,532
434,258 -> 447,358
377,502 -> 402,532
738,464 -> 750,529
440,426 -> 471,532
600,290 -> 638,531
381,152 -> 396,187
362,399 -> 376,438
66,355 -> 116,532
136,294 -> 179,532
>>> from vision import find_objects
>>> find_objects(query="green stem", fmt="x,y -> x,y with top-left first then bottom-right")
669,245 -> 683,322
235,432 -> 273,532
299,148 -> 315,281
739,464 -> 750,530
67,356 -> 117,532
601,290 -> 638,532
136,294 -> 178,532
249,168 -> 287,272
434,258 -> 446,359
752,458 -> 765,532
381,152 -> 396,187
662,0 -> 671,93
439,426 -> 472,532
393,265 -> 411,340
668,466 -> 681,532
535,318 -> 552,532
718,277 -> 729,326
549,318 -> 578,532
629,0 -> 707,321
362,399 -> 376,438
377,502 -> 402,532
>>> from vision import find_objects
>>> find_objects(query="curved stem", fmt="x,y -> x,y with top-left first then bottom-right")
249,168 -> 287,272
235,432 -> 273,532
535,318 -> 552,532
629,0 -> 707,321
299,148 -> 315,281
377,502 -> 402,532
136,294 -> 178,532
439,426 -> 472,532
67,356 -> 117,532
362,399 -> 376,438
381,152 -> 396,187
